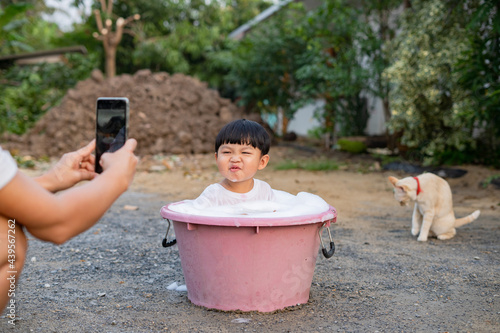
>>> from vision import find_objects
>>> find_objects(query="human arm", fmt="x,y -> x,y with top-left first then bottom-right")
0,139 -> 138,244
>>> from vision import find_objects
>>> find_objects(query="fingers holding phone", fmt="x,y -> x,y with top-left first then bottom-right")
94,97 -> 137,189
99,138 -> 138,187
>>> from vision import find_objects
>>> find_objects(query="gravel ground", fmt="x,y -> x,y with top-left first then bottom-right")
1,151 -> 499,332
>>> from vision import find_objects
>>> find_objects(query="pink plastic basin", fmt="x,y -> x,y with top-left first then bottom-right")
160,202 -> 337,312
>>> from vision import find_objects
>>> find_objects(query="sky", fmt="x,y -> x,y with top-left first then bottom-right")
42,0 -> 93,32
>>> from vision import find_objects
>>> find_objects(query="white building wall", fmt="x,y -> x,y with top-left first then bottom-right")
287,100 -> 324,136
365,94 -> 387,135
286,97 -> 386,137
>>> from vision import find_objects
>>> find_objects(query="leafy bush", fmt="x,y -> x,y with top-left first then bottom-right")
384,0 -> 477,166
0,53 -> 98,134
337,139 -> 367,154
384,0 -> 500,167
227,2 -> 308,117
228,0 -> 376,139
455,0 -> 500,167
294,0 -> 373,138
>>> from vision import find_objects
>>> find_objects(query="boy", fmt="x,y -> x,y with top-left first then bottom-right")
192,119 -> 274,208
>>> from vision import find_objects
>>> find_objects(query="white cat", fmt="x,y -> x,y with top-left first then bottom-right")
388,173 -> 480,241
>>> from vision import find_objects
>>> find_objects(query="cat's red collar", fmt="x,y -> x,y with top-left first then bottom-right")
413,176 -> 423,195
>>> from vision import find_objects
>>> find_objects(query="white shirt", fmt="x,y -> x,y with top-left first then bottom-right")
192,179 -> 275,209
0,146 -> 18,190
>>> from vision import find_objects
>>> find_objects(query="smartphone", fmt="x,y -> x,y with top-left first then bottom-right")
95,97 -> 129,173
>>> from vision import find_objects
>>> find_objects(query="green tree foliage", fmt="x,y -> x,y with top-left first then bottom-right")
2,0 -> 497,169
0,3 -> 35,55
0,53 -> 98,134
455,0 -> 500,167
227,3 -> 308,117
384,0 -> 476,165
0,1 -> 62,55
384,0 -> 500,166
294,0 -> 374,138
0,0 -> 274,136
0,2 -> 98,135
92,0 -> 272,91
228,0 -> 378,139
360,0 -> 404,124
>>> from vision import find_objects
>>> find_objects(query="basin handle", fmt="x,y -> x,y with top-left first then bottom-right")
319,224 -> 335,258
162,218 -> 177,248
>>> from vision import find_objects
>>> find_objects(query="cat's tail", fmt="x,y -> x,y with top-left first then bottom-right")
454,210 -> 481,228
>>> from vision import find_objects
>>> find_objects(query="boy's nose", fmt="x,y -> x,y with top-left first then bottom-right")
230,154 -> 241,162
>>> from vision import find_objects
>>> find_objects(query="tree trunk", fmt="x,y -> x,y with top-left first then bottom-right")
324,100 -> 336,150
282,115 -> 289,136
105,46 -> 116,78
93,6 -> 140,79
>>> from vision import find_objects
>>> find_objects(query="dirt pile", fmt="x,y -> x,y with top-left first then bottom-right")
3,69 -> 244,157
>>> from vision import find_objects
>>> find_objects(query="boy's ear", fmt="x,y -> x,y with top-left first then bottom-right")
258,154 -> 270,170
214,152 -> 218,161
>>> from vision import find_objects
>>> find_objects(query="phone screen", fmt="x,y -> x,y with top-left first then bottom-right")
95,98 -> 129,173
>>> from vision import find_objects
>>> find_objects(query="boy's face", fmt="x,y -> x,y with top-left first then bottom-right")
215,143 -> 269,184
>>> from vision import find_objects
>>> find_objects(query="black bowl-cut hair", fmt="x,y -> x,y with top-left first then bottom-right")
215,119 -> 271,155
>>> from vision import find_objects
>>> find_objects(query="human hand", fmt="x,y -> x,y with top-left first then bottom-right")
36,140 -> 97,192
99,138 -> 138,189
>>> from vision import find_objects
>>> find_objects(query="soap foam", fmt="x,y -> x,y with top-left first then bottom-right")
170,190 -> 329,218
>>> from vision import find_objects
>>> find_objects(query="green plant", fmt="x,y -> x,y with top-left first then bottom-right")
274,160 -> 301,171
13,155 -> 35,169
0,3 -> 34,55
227,2 -> 308,117
294,0 -> 373,139
337,139 -> 367,154
274,158 -> 340,171
481,175 -> 500,188
455,0 -> 500,167
376,154 -> 403,167
228,0 -> 379,140
0,53 -> 98,135
108,0 -> 272,91
384,0 -> 476,166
